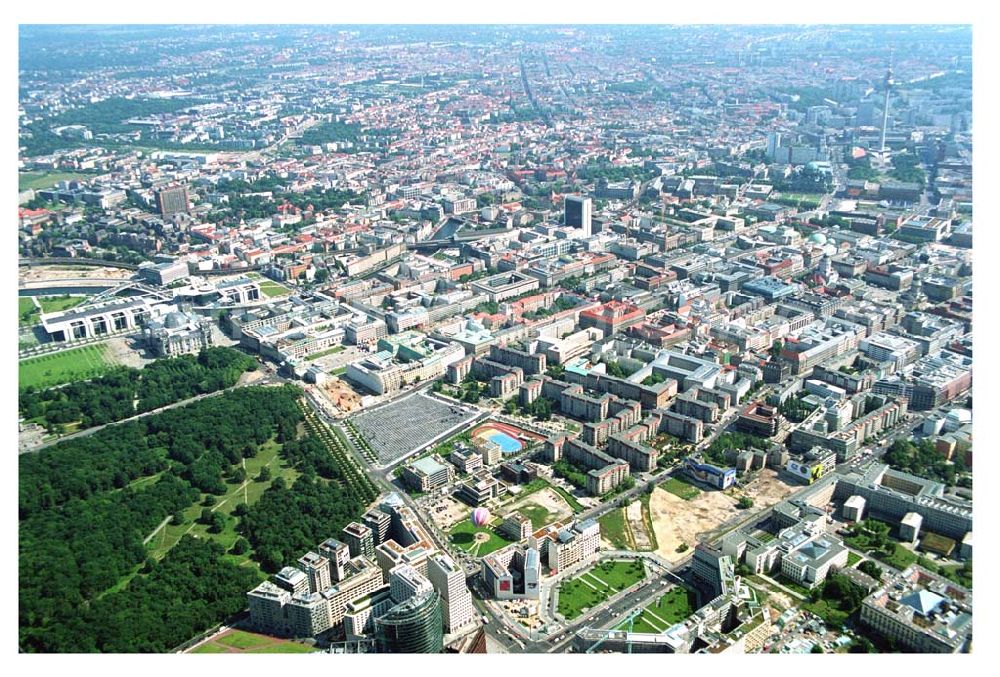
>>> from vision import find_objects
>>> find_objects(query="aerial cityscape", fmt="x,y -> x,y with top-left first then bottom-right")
16,24 -> 974,655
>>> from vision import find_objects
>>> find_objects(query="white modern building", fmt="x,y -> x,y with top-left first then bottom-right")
427,553 -> 475,634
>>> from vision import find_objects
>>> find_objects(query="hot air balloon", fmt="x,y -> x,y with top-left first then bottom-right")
471,507 -> 491,527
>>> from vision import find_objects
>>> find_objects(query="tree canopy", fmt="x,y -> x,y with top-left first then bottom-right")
19,385 -> 306,652
19,347 -> 258,429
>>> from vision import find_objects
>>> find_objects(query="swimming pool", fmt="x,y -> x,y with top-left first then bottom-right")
488,432 -> 522,454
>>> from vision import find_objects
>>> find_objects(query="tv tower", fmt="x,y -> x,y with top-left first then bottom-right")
878,52 -> 895,168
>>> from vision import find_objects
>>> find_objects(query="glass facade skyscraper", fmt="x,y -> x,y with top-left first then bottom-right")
374,590 -> 443,654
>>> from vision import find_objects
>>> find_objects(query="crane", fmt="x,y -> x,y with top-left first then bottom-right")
585,607 -> 644,654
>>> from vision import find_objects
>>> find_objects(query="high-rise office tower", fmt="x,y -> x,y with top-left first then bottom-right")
427,553 -> 475,634
363,507 -> 391,546
155,185 -> 190,216
319,538 -> 351,582
857,100 -> 875,127
375,590 -> 444,654
389,564 -> 433,605
343,521 -> 376,561
564,195 -> 592,235
297,551 -> 332,593
766,131 -> 783,161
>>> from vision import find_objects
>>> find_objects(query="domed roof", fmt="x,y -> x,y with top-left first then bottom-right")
822,244 -> 838,256
164,312 -> 187,329
807,232 -> 827,245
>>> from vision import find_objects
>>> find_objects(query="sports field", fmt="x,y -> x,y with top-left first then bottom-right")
190,629 -> 315,654
619,585 -> 698,634
556,559 -> 647,620
19,170 -> 90,191
19,344 -> 117,390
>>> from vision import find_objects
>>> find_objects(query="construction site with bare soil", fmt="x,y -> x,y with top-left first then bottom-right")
649,469 -> 798,565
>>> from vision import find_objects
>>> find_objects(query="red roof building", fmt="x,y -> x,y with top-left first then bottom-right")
579,301 -> 646,335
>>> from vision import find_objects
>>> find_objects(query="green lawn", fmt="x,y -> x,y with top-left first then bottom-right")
449,519 -> 516,557
190,642 -> 229,653
846,522 -> 922,572
874,543 -> 919,571
551,484 -> 585,512
802,597 -> 851,630
305,345 -> 345,361
19,298 -> 39,326
19,170 -> 90,191
216,630 -> 274,650
847,551 -> 863,567
753,530 -> 776,544
247,642 -> 316,653
777,575 -> 813,598
639,491 -> 659,552
620,586 -> 698,633
19,344 -> 117,389
19,295 -> 87,327
258,280 -> 292,298
662,476 -> 701,501
191,630 -> 315,654
508,477 -> 548,501
598,508 -> 634,550
38,295 -> 86,314
517,503 -> 560,529
937,563 -> 973,589
557,560 -> 647,620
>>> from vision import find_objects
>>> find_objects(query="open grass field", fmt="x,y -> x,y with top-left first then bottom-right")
508,477 -> 548,501
551,484 -> 585,512
190,629 -> 315,654
449,519 -> 515,557
637,491 -> 658,551
39,295 -> 87,314
776,575 -> 812,598
598,508 -> 634,550
556,559 -> 646,620
19,170 -> 91,191
662,476 -> 701,501
18,298 -> 38,326
847,551 -> 863,567
258,280 -> 292,298
621,585 -> 698,633
19,343 -> 117,389
245,271 -> 293,298
19,295 -> 87,327
517,503 -> 560,529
